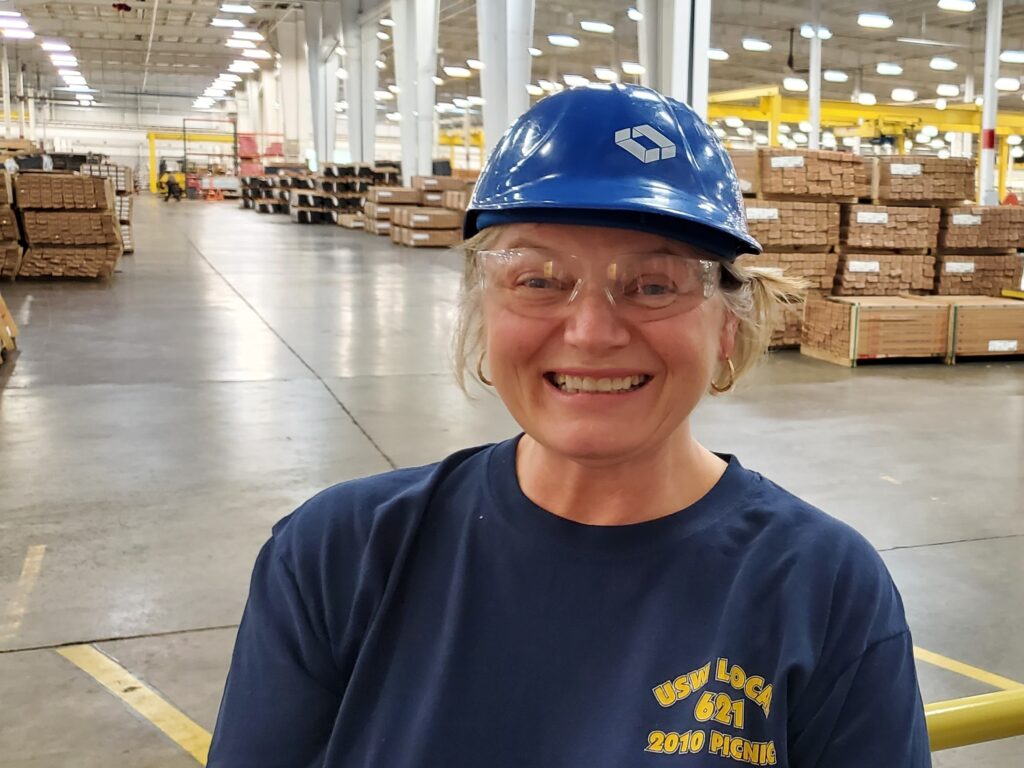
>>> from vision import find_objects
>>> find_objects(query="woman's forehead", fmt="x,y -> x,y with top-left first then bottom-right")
492,222 -> 684,254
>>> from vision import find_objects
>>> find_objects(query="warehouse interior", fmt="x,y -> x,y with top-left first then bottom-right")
0,0 -> 1022,765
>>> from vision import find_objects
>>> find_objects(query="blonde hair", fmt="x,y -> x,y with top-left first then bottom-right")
451,226 -> 806,395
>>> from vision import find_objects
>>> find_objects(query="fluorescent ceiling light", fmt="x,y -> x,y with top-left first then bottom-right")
800,23 -> 831,40
0,19 -> 29,29
1012,146 -> 1024,159
621,61 -> 645,75
63,77 -> 87,87
707,48 -> 729,61
876,62 -> 902,75
375,59 -> 386,69
526,83 -> 543,96
936,83 -> 960,97
921,125 -> 939,137
529,47 -> 542,56
41,40 -> 70,52
736,126 -> 753,137
783,77 -> 808,92
938,149 -> 951,159
793,132 -> 808,143
220,4 -> 256,13
930,138 -> 945,149
453,97 -> 469,108
3,29 -> 35,39
335,101 -> 348,111
51,55 -> 78,66
857,92 -> 877,106
380,18 -> 395,27
467,96 -> 485,106
0,11 -> 22,17
233,30 -> 264,41
63,84 -> 91,92
754,133 -> 769,145
443,65 -> 471,78
385,112 -> 401,121
229,62 -> 259,73
935,98 -> 947,110
205,88 -> 227,98
219,73 -> 242,82
891,88 -> 916,102
538,79 -> 556,91
226,39 -> 255,48
210,18 -> 244,28
377,31 -> 389,40
374,90 -> 393,100
996,77 -> 1020,91
387,84 -> 400,93
842,136 -> 858,147
937,0 -> 975,10
1007,134 -> 1022,145
975,95 -> 984,105
858,13 -> 893,29
799,120 -> 813,132
548,34 -> 580,47
593,67 -> 619,82
563,74 -> 590,87
628,7 -> 642,21
929,56 -> 957,70
242,49 -> 272,59
713,126 -> 726,138
724,116 -> 743,128
580,20 -> 614,34
335,67 -> 347,79
777,124 -> 791,134
742,38 -> 771,52
467,59 -> 484,69
1000,50 -> 1024,64
57,69 -> 81,77
823,70 -> 848,83
822,133 -> 837,147
431,75 -> 443,85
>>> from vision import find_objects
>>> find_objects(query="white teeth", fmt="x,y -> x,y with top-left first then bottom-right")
550,373 -> 650,394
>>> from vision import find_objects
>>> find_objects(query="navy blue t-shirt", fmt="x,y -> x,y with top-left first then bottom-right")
209,437 -> 931,767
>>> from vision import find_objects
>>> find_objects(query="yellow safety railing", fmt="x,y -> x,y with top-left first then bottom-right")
926,689 -> 1024,751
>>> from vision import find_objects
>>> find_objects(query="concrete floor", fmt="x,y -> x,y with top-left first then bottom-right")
0,196 -> 1021,766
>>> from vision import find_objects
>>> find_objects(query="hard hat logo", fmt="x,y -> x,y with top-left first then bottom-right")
614,124 -> 677,163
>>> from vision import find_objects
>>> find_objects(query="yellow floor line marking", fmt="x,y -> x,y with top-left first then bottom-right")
0,544 -> 46,642
56,644 -> 211,765
915,646 -> 1024,692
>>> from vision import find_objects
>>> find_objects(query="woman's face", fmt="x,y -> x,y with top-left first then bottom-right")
481,222 -> 738,464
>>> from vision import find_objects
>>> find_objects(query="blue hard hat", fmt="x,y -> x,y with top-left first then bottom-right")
464,83 -> 761,260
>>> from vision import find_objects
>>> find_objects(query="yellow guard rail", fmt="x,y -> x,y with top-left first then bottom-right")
926,688 -> 1024,751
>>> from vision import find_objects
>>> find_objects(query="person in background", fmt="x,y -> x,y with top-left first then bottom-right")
208,84 -> 932,768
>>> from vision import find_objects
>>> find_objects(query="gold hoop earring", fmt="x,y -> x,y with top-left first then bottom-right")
476,352 -> 493,387
710,357 -> 735,394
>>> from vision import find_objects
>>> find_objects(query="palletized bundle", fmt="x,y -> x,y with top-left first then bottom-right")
728,149 -> 758,194
0,205 -> 20,242
22,211 -> 122,246
934,253 -> 1023,296
390,206 -> 463,247
740,251 -> 839,291
841,204 -> 940,250
0,241 -> 22,279
918,296 -> 1024,357
17,244 -> 121,279
0,172 -> 12,205
874,156 -> 974,203
939,206 -> 1024,250
120,224 -> 133,253
79,163 -> 134,194
115,195 -> 132,223
15,174 -> 114,210
758,148 -> 869,199
744,200 -> 839,249
443,189 -> 470,211
834,252 -> 935,295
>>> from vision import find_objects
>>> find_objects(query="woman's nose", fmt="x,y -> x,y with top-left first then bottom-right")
562,286 -> 631,350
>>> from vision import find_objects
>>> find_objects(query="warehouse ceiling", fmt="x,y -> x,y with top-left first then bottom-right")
5,0 -> 1024,116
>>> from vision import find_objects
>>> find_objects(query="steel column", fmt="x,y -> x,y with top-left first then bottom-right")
635,0 -> 710,116
476,0 -> 508,157
808,1 -> 822,150
506,0 -> 535,125
979,0 -> 1002,204
415,0 -> 440,176
359,19 -> 379,162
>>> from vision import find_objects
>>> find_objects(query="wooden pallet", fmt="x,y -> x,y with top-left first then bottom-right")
756,192 -> 860,204
935,247 -> 1018,256
872,198 -> 969,208
761,244 -> 835,254
0,292 -> 19,359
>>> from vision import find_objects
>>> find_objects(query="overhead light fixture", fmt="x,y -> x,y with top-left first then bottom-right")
800,23 -> 831,39
857,92 -> 877,106
467,95 -> 485,106
904,139 -> 914,151
742,38 -> 771,52
63,84 -> 91,91
387,84 -> 400,94
777,123 -> 791,134
997,77 -> 1020,91
1012,146 -> 1024,159
945,131 -> 957,141
563,74 -> 590,87
876,62 -> 903,76
385,112 -> 401,121
229,61 -> 259,73
822,132 -> 837,147
220,4 -> 256,13
212,80 -> 236,91
380,18 -> 395,27
736,126 -> 753,137
377,31 -> 390,40
938,148 -> 951,159
453,97 -> 470,108
621,61 -> 645,75
897,36 -> 966,47
713,126 -> 727,139
707,48 -> 729,61
793,132 -> 808,144
335,67 -> 348,80
975,95 -> 984,105
936,83 -> 960,97
233,30 -> 264,41
929,56 -> 957,70
930,138 -> 945,149
548,34 -> 580,47
593,67 -> 619,82
891,87 -> 917,102
41,40 -> 70,52
374,90 -> 393,100
50,55 -> 78,66
937,0 -> 976,10
921,125 -> 939,137
2,29 -> 35,39
1007,134 -> 1023,145
220,73 -> 242,82
754,133 -> 769,145
526,83 -> 543,96
443,65 -> 471,78
375,59 -> 387,70
0,18 -> 29,29
935,98 -> 947,110
57,69 -> 81,77
529,47 -> 542,56
842,136 -> 858,147
858,13 -> 893,29
628,7 -> 642,21
580,20 -> 614,34
63,76 -> 87,86
467,58 -> 484,69
538,79 -> 556,91
824,70 -> 848,82
76,93 -> 94,101
0,11 -> 22,17
242,49 -> 272,59
724,116 -> 743,128
205,88 -> 227,98
210,18 -> 244,28
783,77 -> 808,92
1000,50 -> 1024,64
431,75 -> 443,85
798,120 -> 813,132
226,39 -> 255,49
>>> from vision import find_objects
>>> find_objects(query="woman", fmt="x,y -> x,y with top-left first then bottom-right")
209,84 -> 931,767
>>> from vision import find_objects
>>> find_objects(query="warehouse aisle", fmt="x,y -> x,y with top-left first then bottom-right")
0,196 -> 1021,766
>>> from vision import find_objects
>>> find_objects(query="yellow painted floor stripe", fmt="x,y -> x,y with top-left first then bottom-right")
915,646 -> 1024,692
0,544 -> 47,642
56,644 -> 211,765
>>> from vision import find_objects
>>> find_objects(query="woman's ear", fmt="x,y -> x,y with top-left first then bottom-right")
719,310 -> 740,361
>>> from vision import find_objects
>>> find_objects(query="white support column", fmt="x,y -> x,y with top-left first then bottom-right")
979,0 -> 1002,204
304,3 -> 327,169
359,20 -> 379,162
477,0 -> 508,158
27,88 -> 35,143
16,66 -> 24,139
341,2 -> 363,161
392,0 -> 418,183
274,17 -> 313,163
260,67 -> 281,154
2,45 -> 10,140
322,1 -> 342,162
506,0 -> 535,125
808,1 -> 822,150
244,79 -> 261,136
635,0 -> 711,116
637,0 -> 661,90
414,0 -> 439,176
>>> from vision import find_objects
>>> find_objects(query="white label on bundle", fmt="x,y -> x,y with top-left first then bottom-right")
857,211 -> 889,225
377,205 -> 391,214
771,155 -> 804,169
848,260 -> 880,273
890,163 -> 922,176
412,214 -> 429,223
377,191 -> 393,198
988,339 -> 1018,352
414,233 -> 429,241
745,207 -> 779,221
423,179 -> 439,186
952,213 -> 982,226
944,261 -> 975,274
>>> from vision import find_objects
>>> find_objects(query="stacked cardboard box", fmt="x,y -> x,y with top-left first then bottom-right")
873,156 -> 974,203
758,148 -> 869,199
390,207 -> 463,247
0,242 -> 21,279
744,200 -> 839,250
363,187 -> 422,235
939,206 -> 1024,250
80,163 -> 135,254
413,176 -> 474,208
840,204 -> 940,250
934,253 -> 1024,296
801,296 -> 950,366
21,211 -> 121,246
918,296 -> 1024,357
834,252 -> 935,295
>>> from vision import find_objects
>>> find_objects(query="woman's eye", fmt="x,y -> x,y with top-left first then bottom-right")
628,278 -> 677,296
518,276 -> 564,290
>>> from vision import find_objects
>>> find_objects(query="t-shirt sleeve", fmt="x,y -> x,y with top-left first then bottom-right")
787,629 -> 931,767
207,531 -> 343,767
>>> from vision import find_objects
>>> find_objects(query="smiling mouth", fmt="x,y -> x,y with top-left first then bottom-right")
544,372 -> 653,394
